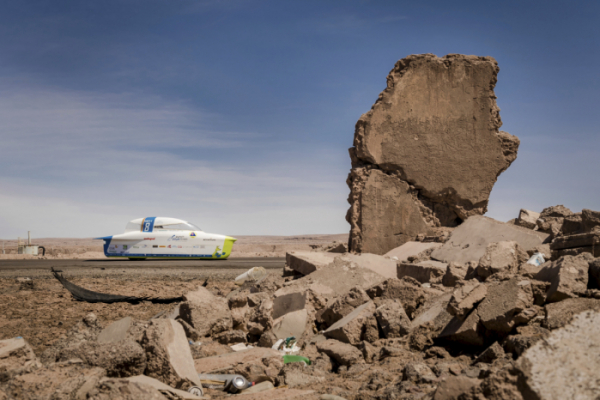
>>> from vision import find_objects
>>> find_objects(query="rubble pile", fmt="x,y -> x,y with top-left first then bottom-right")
2,208 -> 600,399
346,54 -> 520,255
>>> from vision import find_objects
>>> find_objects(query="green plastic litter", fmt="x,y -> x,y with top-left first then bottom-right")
283,355 -> 311,365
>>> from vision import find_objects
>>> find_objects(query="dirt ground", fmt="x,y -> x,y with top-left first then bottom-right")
0,273 -> 241,356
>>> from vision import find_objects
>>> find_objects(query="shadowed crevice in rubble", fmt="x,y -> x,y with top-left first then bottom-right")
51,268 -> 183,304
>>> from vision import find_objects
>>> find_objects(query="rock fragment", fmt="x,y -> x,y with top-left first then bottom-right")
476,241 -> 528,279
179,287 -> 232,337
318,286 -> 371,327
397,260 -> 447,283
431,216 -> 548,265
140,319 -> 202,389
374,300 -> 411,338
535,254 -> 590,302
447,279 -> 487,319
515,209 -> 540,230
543,297 -> 600,329
324,301 -> 376,344
0,337 -> 41,382
476,278 -> 533,334
316,339 -> 364,367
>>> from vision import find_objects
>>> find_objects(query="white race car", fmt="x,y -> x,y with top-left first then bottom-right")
97,217 -> 236,260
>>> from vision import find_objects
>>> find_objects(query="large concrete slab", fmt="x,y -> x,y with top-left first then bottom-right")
384,241 -> 442,261
273,292 -> 306,320
431,216 -> 548,265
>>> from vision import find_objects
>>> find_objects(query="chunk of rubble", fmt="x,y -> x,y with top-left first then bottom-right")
504,326 -> 550,358
366,277 -> 431,319
536,205 -> 573,238
316,339 -> 364,367
515,209 -> 540,230
374,299 -> 411,338
476,241 -> 528,279
474,341 -> 504,364
97,316 -> 132,344
194,347 -> 280,374
411,292 -> 453,331
543,297 -> 600,329
236,388 -> 316,399
397,260 -> 447,283
431,216 -> 548,265
476,278 -> 533,334
179,286 -> 232,337
550,232 -> 600,258
515,310 -> 600,399
447,279 -> 487,319
286,252 -> 337,275
441,262 -> 470,287
402,362 -> 436,383
318,286 -> 371,327
432,375 -> 481,400
272,309 -> 309,340
534,254 -> 591,302
346,54 -> 520,255
141,319 -> 202,389
438,309 -> 485,347
324,301 -> 376,344
273,292 -> 306,320
0,337 -> 41,381
384,241 -> 442,261
581,208 -> 600,232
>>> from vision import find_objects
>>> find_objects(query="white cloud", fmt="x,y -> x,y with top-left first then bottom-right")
0,86 -> 351,239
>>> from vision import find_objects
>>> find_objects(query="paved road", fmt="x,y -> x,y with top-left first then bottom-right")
0,258 -> 285,278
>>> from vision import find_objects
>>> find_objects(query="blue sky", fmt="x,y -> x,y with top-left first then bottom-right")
0,0 -> 598,238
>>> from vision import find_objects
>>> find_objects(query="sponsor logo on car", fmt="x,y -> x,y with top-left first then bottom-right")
168,235 -> 187,241
159,245 -> 166,248
153,245 -> 158,248
203,238 -> 216,241
123,245 -> 128,250
144,238 -> 155,241
190,232 -> 196,237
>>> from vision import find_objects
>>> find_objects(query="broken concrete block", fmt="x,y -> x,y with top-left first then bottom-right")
247,297 -> 273,336
0,337 -> 41,381
126,375 -> 204,399
515,209 -> 540,230
141,319 -> 202,389
273,292 -> 306,320
447,279 -> 487,319
374,299 -> 411,338
477,278 -> 533,333
476,241 -> 529,279
562,213 -> 583,235
410,293 -> 454,334
402,362 -> 436,383
272,309 -> 308,340
432,375 -> 481,400
324,301 -> 376,344
356,341 -> 378,364
235,388 -> 315,399
338,252 -> 398,279
316,339 -> 364,367
516,310 -> 600,399
441,262 -> 470,287
504,326 -> 550,358
384,241 -> 442,261
367,278 -> 430,319
534,254 -> 590,302
543,297 -> 600,329
180,287 -> 232,337
438,310 -> 485,346
286,252 -> 337,275
194,347 -> 280,374
550,232 -> 600,251
581,208 -> 600,233
397,260 -> 447,283
97,317 -> 132,344
347,54 -> 520,255
318,286 -> 371,327
431,216 -> 548,265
